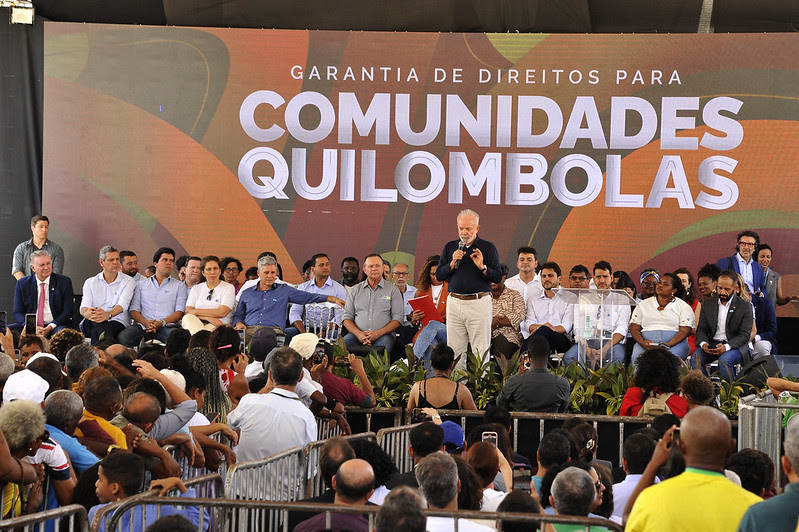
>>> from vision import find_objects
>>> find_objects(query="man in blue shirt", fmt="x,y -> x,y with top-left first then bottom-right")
234,255 -> 344,345
435,209 -> 501,369
118,247 -> 188,347
287,253 -> 348,340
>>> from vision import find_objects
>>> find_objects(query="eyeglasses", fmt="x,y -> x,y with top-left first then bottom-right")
224,267 -> 240,273
739,241 -> 756,247
206,288 -> 215,301
642,281 -> 658,287
393,272 -> 410,277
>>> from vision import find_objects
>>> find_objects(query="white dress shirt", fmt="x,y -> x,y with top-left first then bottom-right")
505,273 -> 541,305
81,271 -> 136,325
520,287 -> 574,339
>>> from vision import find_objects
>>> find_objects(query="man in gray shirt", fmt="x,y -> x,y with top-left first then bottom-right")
12,215 -> 65,280
497,335 -> 570,413
342,253 -> 404,355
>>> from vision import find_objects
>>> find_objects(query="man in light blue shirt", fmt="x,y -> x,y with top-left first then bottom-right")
118,247 -> 188,347
287,253 -> 348,340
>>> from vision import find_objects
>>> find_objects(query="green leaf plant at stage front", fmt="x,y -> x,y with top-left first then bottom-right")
595,363 -> 632,415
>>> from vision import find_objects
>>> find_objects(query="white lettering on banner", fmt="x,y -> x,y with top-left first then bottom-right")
238,91 -> 743,209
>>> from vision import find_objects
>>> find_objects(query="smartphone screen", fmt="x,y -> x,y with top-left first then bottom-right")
205,412 -> 220,424
0,311 -> 6,335
512,465 -> 532,492
25,313 -> 37,334
482,431 -> 498,448
238,329 -> 246,354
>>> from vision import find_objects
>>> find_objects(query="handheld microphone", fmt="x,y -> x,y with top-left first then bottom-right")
454,239 -> 466,269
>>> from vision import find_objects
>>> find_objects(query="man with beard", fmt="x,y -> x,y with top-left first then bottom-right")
339,257 -> 360,295
120,251 -> 147,282
520,261 -> 573,354
716,230 -> 765,297
695,270 -> 754,381
288,253 -> 347,337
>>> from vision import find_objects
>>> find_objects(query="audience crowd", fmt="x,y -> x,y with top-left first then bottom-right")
0,214 -> 797,530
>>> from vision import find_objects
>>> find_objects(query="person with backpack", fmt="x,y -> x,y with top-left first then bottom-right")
620,347 -> 688,418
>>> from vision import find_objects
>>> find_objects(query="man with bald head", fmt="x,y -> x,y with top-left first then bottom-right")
294,458 -> 375,532
626,406 -> 761,531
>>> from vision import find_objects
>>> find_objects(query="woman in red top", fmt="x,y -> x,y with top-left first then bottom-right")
412,255 -> 449,376
620,346 -> 688,418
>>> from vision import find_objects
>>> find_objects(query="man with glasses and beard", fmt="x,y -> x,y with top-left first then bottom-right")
695,270 -> 754,381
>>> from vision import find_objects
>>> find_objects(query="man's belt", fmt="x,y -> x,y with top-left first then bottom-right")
450,292 -> 490,300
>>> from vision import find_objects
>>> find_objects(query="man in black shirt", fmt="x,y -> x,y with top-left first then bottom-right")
435,209 -> 501,370
497,336 -> 570,413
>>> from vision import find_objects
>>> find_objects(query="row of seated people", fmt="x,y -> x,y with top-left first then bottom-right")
7,231 -> 796,386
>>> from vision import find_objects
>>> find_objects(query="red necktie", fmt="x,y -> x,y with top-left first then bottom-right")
37,282 -> 46,327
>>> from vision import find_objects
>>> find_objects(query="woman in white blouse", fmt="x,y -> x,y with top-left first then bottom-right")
182,255 -> 236,335
629,272 -> 694,363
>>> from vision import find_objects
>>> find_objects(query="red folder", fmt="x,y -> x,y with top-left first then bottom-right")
409,295 -> 444,326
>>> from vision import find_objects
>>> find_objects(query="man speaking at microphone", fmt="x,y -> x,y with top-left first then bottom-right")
435,209 -> 502,371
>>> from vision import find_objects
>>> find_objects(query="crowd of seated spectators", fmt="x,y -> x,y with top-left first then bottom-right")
1,220 -> 798,530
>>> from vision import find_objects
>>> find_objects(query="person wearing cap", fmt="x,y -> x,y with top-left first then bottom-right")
244,327 -> 278,382
1,374 -> 77,514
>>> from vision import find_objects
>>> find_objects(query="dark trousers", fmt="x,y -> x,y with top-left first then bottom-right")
83,320 -> 127,345
529,325 -> 573,353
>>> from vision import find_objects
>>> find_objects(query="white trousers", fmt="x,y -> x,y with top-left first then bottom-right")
446,294 -> 492,371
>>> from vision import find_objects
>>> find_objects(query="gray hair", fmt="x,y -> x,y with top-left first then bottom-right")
0,354 -> 14,383
551,467 -> 595,517
99,245 -> 119,261
45,390 -> 84,429
376,486 -> 427,532
30,249 -> 51,263
64,343 -> 99,380
0,399 -> 45,453
456,209 -> 480,225
415,452 -> 458,509
257,255 -> 278,271
785,426 -> 799,471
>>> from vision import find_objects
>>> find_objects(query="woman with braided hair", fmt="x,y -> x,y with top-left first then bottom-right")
186,346 -> 231,422
209,326 -> 249,407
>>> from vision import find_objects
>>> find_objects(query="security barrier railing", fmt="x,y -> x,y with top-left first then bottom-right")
94,498 -> 624,532
303,432 -> 376,498
738,390 -> 799,474
376,423 -> 421,473
224,446 -> 304,502
0,504 -> 88,532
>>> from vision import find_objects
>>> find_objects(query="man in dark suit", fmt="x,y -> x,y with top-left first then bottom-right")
716,230 -> 766,297
12,249 -> 74,338
695,270 -> 753,381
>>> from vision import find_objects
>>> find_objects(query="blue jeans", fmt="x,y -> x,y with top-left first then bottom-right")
563,340 -> 626,366
630,331 -> 690,364
118,324 -> 173,347
344,332 -> 395,355
413,321 -> 447,376
697,345 -> 745,381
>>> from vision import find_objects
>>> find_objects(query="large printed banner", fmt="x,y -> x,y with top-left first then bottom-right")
43,24 -> 798,315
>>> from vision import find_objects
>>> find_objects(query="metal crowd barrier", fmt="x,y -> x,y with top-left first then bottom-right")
95,498 -> 624,532
417,409 -> 655,468
164,431 -> 234,481
0,504 -> 88,532
224,446 -> 305,501
304,432 -> 377,498
89,474 -> 224,532
738,390 -> 799,473
376,423 -> 421,473
316,416 -> 345,440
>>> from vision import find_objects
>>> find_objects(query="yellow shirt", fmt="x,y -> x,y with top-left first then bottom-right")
626,468 -> 761,532
73,410 -> 128,449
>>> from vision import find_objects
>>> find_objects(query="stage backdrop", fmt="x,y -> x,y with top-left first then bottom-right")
43,24 -> 798,316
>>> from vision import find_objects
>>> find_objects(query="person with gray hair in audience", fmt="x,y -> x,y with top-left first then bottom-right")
550,466 -> 596,518
45,390 -> 99,475
375,486 -> 427,532
415,452 -> 493,532
64,343 -> 98,383
738,426 -> 799,531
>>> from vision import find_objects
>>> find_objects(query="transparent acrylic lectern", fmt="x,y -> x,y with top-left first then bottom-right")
558,288 -> 637,369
